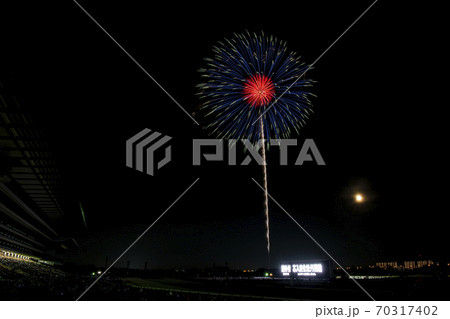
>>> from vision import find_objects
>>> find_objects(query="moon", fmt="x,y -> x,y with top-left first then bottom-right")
355,193 -> 364,203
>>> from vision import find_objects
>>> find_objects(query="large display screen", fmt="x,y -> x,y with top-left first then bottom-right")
281,262 -> 324,277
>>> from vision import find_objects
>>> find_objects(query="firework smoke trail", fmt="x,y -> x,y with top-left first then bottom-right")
259,116 -> 270,256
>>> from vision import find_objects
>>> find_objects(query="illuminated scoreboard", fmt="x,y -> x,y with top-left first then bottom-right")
281,263 -> 322,276
280,260 -> 331,279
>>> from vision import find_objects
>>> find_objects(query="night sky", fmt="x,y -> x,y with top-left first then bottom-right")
1,1 -> 445,269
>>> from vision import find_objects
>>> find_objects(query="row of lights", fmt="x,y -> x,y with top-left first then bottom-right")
1,250 -> 31,260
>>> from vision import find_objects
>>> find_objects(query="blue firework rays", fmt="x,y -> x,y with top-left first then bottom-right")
196,31 -> 315,142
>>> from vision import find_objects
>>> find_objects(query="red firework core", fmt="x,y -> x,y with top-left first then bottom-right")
243,74 -> 275,107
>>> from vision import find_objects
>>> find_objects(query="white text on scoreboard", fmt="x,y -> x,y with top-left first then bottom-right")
281,263 -> 323,276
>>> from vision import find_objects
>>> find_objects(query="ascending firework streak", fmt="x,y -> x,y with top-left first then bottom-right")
197,31 -> 314,257
259,117 -> 270,254
79,201 -> 88,230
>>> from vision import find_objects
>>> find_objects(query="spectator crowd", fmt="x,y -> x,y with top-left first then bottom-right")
0,257 -> 238,300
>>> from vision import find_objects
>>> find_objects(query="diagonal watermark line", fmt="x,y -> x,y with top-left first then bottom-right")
251,178 -> 376,301
253,0 -> 379,125
72,0 -> 199,125
76,178 -> 200,301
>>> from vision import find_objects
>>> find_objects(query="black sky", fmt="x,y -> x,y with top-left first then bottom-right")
1,1 -> 446,269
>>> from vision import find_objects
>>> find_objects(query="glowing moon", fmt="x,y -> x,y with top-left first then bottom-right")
355,194 -> 364,203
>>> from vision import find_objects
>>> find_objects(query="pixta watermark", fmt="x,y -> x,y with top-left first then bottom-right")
126,129 -> 325,176
193,139 -> 325,166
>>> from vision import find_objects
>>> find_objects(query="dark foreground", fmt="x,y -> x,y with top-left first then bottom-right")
1,258 -> 449,301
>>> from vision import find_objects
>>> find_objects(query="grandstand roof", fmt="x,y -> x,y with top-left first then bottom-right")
0,78 -> 66,255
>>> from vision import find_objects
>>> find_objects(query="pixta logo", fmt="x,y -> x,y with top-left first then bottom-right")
126,128 -> 172,176
126,129 -> 325,176
193,139 -> 325,166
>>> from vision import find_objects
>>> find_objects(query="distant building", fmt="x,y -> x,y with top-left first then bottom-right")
376,261 -> 398,269
404,260 -> 434,270
376,259 -> 436,270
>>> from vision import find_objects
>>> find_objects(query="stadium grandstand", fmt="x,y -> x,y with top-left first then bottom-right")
0,78 -> 77,265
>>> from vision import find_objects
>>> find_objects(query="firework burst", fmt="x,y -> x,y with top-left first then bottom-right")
196,31 -> 315,259
197,31 -> 314,143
